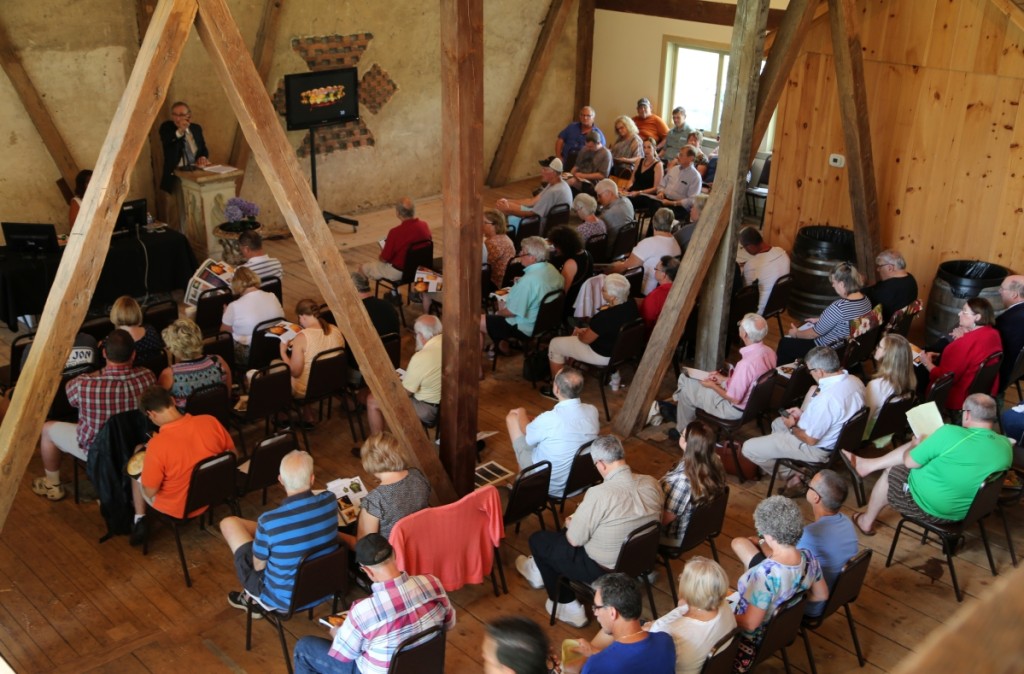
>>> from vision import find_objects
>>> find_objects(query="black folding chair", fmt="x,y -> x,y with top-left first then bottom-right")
375,239 -> 434,328
202,331 -> 236,372
195,288 -> 233,337
657,487 -> 730,604
925,371 -> 955,421
547,441 -> 601,528
387,624 -> 446,674
697,370 -> 776,483
543,203 -> 571,235
143,299 -> 179,333
622,265 -> 644,299
512,215 -> 541,253
295,346 -> 363,444
236,431 -> 298,504
247,317 -> 287,372
749,594 -> 808,673
762,274 -> 793,335
260,276 -> 283,304
233,363 -> 298,454
585,233 -> 608,264
800,549 -> 873,674
608,221 -> 638,261
842,392 -> 915,506
591,317 -> 646,420
699,627 -> 741,674
965,351 -> 1002,398
503,461 -> 558,534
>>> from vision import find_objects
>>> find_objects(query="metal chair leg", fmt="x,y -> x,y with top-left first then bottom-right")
844,604 -> 866,667
999,506 -> 1018,567
800,627 -> 817,674
172,524 -> 192,587
978,520 -> 998,576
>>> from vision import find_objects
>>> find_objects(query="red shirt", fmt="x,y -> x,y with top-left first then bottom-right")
640,282 -> 672,335
381,218 -> 431,271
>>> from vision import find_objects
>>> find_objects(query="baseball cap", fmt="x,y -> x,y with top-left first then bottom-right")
637,97 -> 651,107
355,533 -> 394,566
539,156 -> 564,172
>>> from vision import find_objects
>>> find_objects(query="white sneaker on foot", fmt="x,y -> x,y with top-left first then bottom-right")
545,598 -> 589,628
31,477 -> 66,501
514,555 -> 545,589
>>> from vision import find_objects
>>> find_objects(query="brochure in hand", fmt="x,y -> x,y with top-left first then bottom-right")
184,258 -> 235,306
266,320 -> 303,343
326,477 -> 369,525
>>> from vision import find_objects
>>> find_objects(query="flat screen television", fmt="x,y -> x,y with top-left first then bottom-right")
284,67 -> 360,130
1,222 -> 59,254
115,198 -> 147,234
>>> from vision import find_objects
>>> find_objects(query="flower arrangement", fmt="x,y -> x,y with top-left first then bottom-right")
224,197 -> 260,223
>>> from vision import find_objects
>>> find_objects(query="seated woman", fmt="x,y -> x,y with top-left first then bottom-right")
543,273 -> 638,395
547,225 -> 592,311
660,421 -> 728,548
610,115 -> 644,183
220,266 -> 284,367
776,262 -> 873,364
624,137 -> 664,212
729,496 -> 828,673
158,318 -> 231,409
339,432 -> 431,550
920,297 -> 1002,413
278,299 -> 344,409
573,193 -> 606,246
110,295 -> 164,362
484,208 -> 515,291
865,334 -> 915,440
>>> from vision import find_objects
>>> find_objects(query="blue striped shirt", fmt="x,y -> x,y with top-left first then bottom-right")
252,490 -> 339,610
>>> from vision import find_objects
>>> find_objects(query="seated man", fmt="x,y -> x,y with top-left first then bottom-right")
996,274 -> 1024,391
348,271 -> 401,386
479,236 -> 563,356
863,249 -> 918,324
21,330 -> 99,377
638,256 -> 679,335
515,436 -> 662,627
632,97 -> 670,144
556,105 -> 606,170
653,146 -> 701,222
505,368 -> 600,497
675,313 -> 776,429
293,534 -> 455,674
738,226 -> 790,315
482,617 -> 550,674
132,385 -> 236,543
220,449 -> 338,614
496,157 -> 572,231
571,573 -> 676,674
361,197 -> 432,283
595,179 -> 635,259
659,106 -> 693,163
238,229 -> 283,281
843,393 -> 1012,535
566,132 -> 612,193
742,346 -> 865,493
602,207 -> 681,295
32,329 -> 156,502
364,315 -> 442,440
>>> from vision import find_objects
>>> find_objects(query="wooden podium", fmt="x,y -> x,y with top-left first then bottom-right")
176,166 -> 244,260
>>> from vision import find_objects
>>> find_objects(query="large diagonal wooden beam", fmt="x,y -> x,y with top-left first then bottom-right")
828,0 -> 880,283
574,0 -> 595,113
0,18 -> 80,191
486,0 -> 573,187
594,0 -> 784,30
0,0 -> 197,533
136,0 -> 164,202
227,0 -> 285,189
194,0 -> 457,503
438,0 -> 484,496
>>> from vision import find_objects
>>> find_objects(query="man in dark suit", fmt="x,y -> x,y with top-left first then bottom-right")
997,274 -> 1024,392
158,101 -> 210,193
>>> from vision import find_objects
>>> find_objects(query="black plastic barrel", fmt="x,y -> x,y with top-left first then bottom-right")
787,226 -> 856,320
925,260 -> 1009,345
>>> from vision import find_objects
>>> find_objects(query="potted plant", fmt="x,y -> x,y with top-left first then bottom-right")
220,197 -> 261,233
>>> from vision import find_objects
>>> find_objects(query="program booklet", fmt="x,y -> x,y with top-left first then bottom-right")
413,266 -> 443,293
326,477 -> 369,525
184,258 -> 234,306
265,320 -> 303,343
906,401 -> 944,438
318,611 -> 349,629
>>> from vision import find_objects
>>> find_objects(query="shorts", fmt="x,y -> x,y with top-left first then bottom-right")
48,422 -> 87,461
887,464 -> 957,525
233,541 -> 266,597
485,314 -> 528,345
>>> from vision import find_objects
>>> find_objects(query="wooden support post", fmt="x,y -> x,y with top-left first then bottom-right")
574,0 -> 595,113
439,0 -> 484,496
0,0 -> 198,533
136,0 -> 163,202
194,0 -> 457,503
486,0 -> 573,187
828,0 -> 881,283
227,0 -> 285,189
0,18 -> 80,192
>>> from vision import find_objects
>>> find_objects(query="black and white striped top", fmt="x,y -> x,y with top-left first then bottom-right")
814,296 -> 873,346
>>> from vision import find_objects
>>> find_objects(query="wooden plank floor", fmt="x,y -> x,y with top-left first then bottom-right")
1,181 -> 1022,673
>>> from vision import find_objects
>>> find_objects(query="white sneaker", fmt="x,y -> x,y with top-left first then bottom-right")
515,555 -> 545,589
545,598 -> 589,628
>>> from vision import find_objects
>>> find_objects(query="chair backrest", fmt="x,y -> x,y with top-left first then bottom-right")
135,349 -> 169,378
747,156 -> 766,186
867,391 -> 915,443
739,370 -> 777,425
79,316 -> 115,342
9,331 -> 35,385
750,594 -> 808,670
831,406 -> 870,454
758,155 -> 772,186
961,471 -> 1007,529
779,363 -> 815,409
622,265 -> 644,298
613,520 -> 661,578
544,203 -> 571,233
303,346 -> 348,401
185,383 -> 232,425
143,300 -> 179,333
816,548 -> 872,622
608,317 -> 647,369
241,431 -> 298,496
609,221 -> 638,261
677,487 -> 729,554
503,461 -> 552,526
966,351 -> 1002,397
585,233 -> 608,263
532,289 -> 565,339
728,283 -> 759,326
1007,345 -> 1024,393
388,624 -> 446,674
48,371 -> 83,422
245,362 -> 293,421
699,627 -> 741,674
202,331 -> 235,370
561,440 -> 602,500
885,299 -> 922,337
182,451 -> 238,517
195,288 -> 233,336
842,324 -> 883,369
288,543 -> 349,616
513,216 -> 541,253
260,276 -> 283,303
501,259 -> 525,289
762,274 -> 793,320
402,240 -> 435,285
925,371 -> 956,418
247,317 -> 287,371
381,332 -> 402,370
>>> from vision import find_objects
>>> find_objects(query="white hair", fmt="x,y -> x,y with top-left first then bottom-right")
279,450 -> 314,491
573,193 -> 598,217
520,236 -> 550,262
603,273 -> 630,304
414,315 -> 443,341
595,179 -> 618,197
740,313 -> 768,342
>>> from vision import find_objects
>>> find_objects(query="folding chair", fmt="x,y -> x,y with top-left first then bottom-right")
800,549 -> 873,674
375,239 -> 434,328
657,487 -> 730,604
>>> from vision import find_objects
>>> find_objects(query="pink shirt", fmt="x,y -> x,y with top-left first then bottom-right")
725,342 -> 777,408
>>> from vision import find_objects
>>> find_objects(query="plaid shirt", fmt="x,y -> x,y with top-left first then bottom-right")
328,572 -> 455,674
66,363 -> 156,451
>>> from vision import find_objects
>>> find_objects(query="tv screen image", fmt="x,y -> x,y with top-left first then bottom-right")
284,67 -> 360,130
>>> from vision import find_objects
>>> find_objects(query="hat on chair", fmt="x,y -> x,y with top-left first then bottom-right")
355,533 -> 394,567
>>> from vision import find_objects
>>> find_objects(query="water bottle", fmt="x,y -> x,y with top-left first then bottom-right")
609,371 -> 621,391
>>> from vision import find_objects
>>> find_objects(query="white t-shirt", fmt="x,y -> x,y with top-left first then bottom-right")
632,235 -> 681,295
742,246 -> 790,314
222,290 -> 283,345
648,604 -> 737,674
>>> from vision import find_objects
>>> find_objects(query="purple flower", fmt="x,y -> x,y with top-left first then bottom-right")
225,197 -> 260,222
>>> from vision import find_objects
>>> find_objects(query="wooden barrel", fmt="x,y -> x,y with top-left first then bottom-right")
925,260 -> 1009,345
787,226 -> 856,320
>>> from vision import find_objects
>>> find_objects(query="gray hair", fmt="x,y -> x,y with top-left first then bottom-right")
830,262 -> 863,293
963,393 -> 997,422
810,469 -> 847,512
413,314 -> 442,341
350,271 -> 371,293
595,178 -> 618,197
804,345 -> 841,373
652,207 -> 674,232
573,193 -> 598,218
740,313 -> 768,342
395,197 -> 415,220
279,450 -> 314,491
554,367 -> 584,399
589,435 -> 625,464
603,273 -> 630,304
753,496 -> 805,547
519,236 -> 549,262
875,249 -> 907,270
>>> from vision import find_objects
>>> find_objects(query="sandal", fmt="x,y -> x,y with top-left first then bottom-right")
852,512 -> 876,537
839,450 -> 865,492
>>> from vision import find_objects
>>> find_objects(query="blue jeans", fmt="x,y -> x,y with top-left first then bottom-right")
1003,408 -> 1024,445
293,637 -> 358,674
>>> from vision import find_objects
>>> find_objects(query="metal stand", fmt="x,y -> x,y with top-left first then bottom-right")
308,126 -> 359,232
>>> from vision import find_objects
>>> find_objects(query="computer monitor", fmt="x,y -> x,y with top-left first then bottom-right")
1,222 -> 59,254
115,198 -> 147,234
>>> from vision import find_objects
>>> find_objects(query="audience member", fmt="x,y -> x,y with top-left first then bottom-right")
777,262 -> 872,363
573,193 -> 607,245
674,313 -> 776,430
659,107 -> 693,163
633,97 -> 670,144
654,146 -> 701,222
624,137 -> 664,209
279,299 -> 344,423
220,449 -> 338,613
32,330 -> 156,502
920,297 -> 1001,413
738,227 -> 790,315
742,346 -> 865,493
482,616 -> 550,674
610,116 -> 644,178
347,271 -> 401,386
1002,404 -> 1024,444
238,229 -> 284,281
158,318 -> 231,409
604,207 -> 681,295
69,169 -> 92,229
497,157 -> 572,231
639,256 -> 679,335
21,331 -> 98,376
798,470 -> 858,616
484,209 -> 516,291
548,225 -> 591,301
864,334 -> 915,439
863,249 -> 917,324
110,295 -> 165,362
515,436 -> 662,627
660,421 -> 728,549
365,315 -> 442,437
220,266 -> 284,366
506,368 -> 600,497
567,132 -> 613,193
556,106 -> 606,170
595,178 -> 635,258
362,197 -> 432,283
843,393 -> 1011,536
996,274 -> 1024,391
686,131 -> 708,177
292,534 -> 455,674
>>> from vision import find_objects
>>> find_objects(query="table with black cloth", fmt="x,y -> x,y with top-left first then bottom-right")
0,228 -> 197,329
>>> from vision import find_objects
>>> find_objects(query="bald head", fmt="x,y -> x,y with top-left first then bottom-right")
396,197 -> 415,220
1000,275 -> 1024,307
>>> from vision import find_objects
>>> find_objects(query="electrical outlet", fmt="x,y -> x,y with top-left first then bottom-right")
828,154 -> 845,168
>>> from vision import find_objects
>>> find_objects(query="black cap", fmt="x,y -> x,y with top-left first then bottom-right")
355,533 -> 393,567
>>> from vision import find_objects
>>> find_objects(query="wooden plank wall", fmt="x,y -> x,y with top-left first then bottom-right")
766,0 -> 1024,301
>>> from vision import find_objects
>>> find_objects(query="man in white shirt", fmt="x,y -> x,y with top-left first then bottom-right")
497,157 -> 572,231
656,145 -> 702,222
739,226 -> 790,314
602,207 -> 680,295
238,230 -> 284,281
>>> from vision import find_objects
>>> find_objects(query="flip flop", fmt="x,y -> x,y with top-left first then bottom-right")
839,450 -> 866,491
852,512 -> 876,537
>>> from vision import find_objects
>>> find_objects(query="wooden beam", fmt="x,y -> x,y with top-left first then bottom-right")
594,0 -> 784,31
0,18 -> 80,192
136,0 -> 164,211
486,0 -> 573,187
227,0 -> 285,188
828,0 -> 881,283
764,0 -> 825,53
613,0 -> 772,437
0,0 -> 197,533
574,0 -> 595,113
439,0 -> 484,496
193,0 -> 457,503
990,0 -> 1024,38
